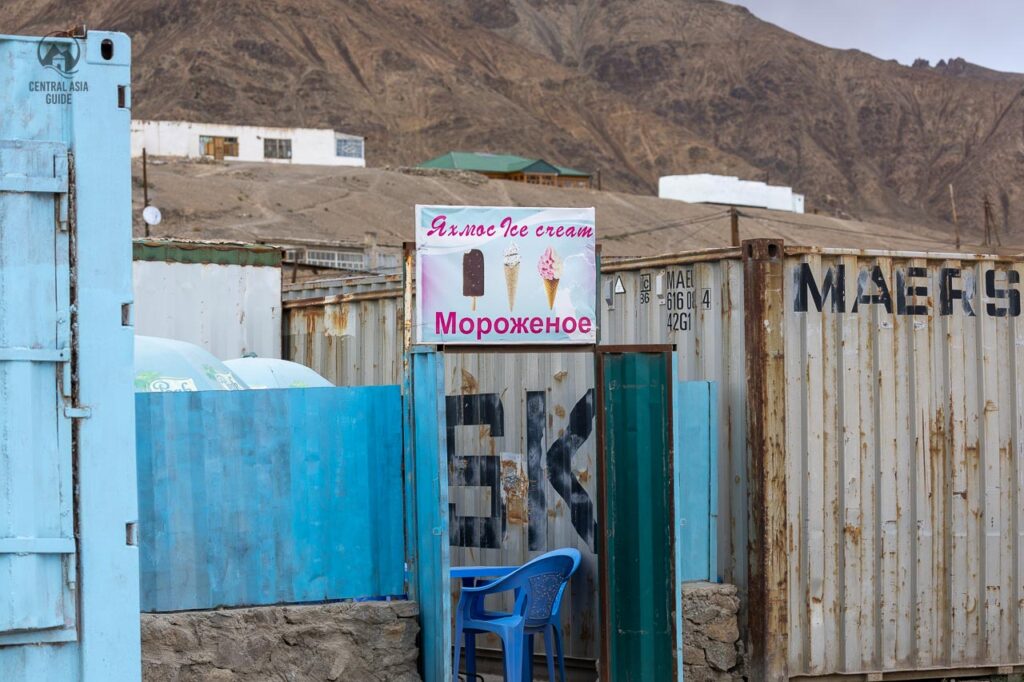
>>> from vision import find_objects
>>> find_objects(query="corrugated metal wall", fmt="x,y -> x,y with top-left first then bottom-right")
775,250 -> 1024,676
602,253 -> 746,591
134,259 -> 283,360
283,276 -> 404,386
283,244 -> 1024,678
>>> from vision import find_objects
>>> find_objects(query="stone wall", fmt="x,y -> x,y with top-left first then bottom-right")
142,601 -> 420,682
683,582 -> 744,681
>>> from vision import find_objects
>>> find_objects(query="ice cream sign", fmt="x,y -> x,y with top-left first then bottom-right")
415,205 -> 597,344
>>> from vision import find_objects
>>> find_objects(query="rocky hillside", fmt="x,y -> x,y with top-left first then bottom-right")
6,0 -> 1024,244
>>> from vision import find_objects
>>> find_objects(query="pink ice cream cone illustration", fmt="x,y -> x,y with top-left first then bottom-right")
537,246 -> 563,310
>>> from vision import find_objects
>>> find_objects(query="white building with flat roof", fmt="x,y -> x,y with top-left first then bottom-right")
659,174 -> 804,213
131,120 -> 365,167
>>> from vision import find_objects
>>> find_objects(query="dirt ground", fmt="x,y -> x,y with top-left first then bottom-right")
132,158 -> 1019,260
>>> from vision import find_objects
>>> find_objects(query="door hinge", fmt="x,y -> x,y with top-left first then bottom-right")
55,153 -> 69,231
64,406 -> 91,419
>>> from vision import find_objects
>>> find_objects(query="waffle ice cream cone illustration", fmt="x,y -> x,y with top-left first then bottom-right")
537,246 -> 563,310
543,279 -> 559,309
504,242 -> 520,310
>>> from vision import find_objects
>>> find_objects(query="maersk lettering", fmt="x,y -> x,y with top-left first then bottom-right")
895,267 -> 929,316
852,266 -> 893,313
794,264 -> 1019,317
794,263 -> 846,313
985,269 -> 1021,317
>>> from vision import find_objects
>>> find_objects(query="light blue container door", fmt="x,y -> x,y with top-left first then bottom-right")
673,380 -> 718,582
0,139 -> 76,645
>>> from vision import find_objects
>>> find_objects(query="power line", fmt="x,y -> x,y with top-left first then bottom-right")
739,211 -> 957,246
604,210 -> 731,241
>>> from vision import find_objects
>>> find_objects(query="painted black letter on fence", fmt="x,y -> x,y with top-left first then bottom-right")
525,391 -> 548,551
446,394 -> 504,548
544,389 -> 598,552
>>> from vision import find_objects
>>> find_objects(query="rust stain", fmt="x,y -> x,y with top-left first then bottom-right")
460,368 -> 478,394
553,370 -> 568,382
324,303 -> 351,337
501,459 -> 528,526
554,404 -> 566,419
578,468 -> 590,483
844,524 -> 862,545
303,309 -> 323,336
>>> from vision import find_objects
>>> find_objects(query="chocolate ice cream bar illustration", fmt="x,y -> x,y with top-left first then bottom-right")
463,249 -> 485,311
537,246 -> 563,310
503,242 -> 520,311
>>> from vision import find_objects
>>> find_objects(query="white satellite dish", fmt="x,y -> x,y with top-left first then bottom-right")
142,205 -> 162,226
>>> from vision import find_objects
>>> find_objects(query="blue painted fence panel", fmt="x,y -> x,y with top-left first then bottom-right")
673,380 -> 718,582
405,348 -> 451,682
136,386 -> 405,612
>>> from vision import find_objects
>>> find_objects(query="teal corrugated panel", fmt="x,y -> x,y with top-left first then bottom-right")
601,350 -> 677,681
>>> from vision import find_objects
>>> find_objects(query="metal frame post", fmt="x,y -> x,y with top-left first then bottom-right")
742,238 -> 789,681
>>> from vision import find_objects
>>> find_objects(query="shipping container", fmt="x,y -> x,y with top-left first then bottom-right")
133,238 -> 282,360
609,241 -> 1024,680
283,241 -> 1024,680
0,30 -> 140,682
283,274 -> 403,386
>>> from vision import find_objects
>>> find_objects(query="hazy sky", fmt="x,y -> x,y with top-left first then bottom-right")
724,1 -> 1024,74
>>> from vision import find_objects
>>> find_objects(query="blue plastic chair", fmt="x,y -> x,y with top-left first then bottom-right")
453,548 -> 581,682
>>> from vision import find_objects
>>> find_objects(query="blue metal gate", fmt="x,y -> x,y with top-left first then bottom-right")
135,386 -> 407,611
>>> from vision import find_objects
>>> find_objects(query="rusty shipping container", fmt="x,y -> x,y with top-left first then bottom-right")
283,241 -> 1024,679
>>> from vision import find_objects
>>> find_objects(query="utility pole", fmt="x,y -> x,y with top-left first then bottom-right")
730,206 -> 739,247
948,184 -> 960,250
983,193 -> 1001,247
142,147 -> 150,237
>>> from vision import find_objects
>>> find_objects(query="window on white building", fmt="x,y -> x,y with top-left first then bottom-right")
336,138 -> 364,159
199,135 -> 239,158
305,249 -> 365,270
264,138 -> 292,160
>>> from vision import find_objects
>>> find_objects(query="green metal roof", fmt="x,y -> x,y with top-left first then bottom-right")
553,164 -> 590,177
420,151 -> 590,177
133,239 -> 282,267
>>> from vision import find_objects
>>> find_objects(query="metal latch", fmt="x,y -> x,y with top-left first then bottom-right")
64,406 -> 91,419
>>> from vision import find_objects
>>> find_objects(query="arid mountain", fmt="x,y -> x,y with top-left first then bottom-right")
6,0 -> 1024,246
